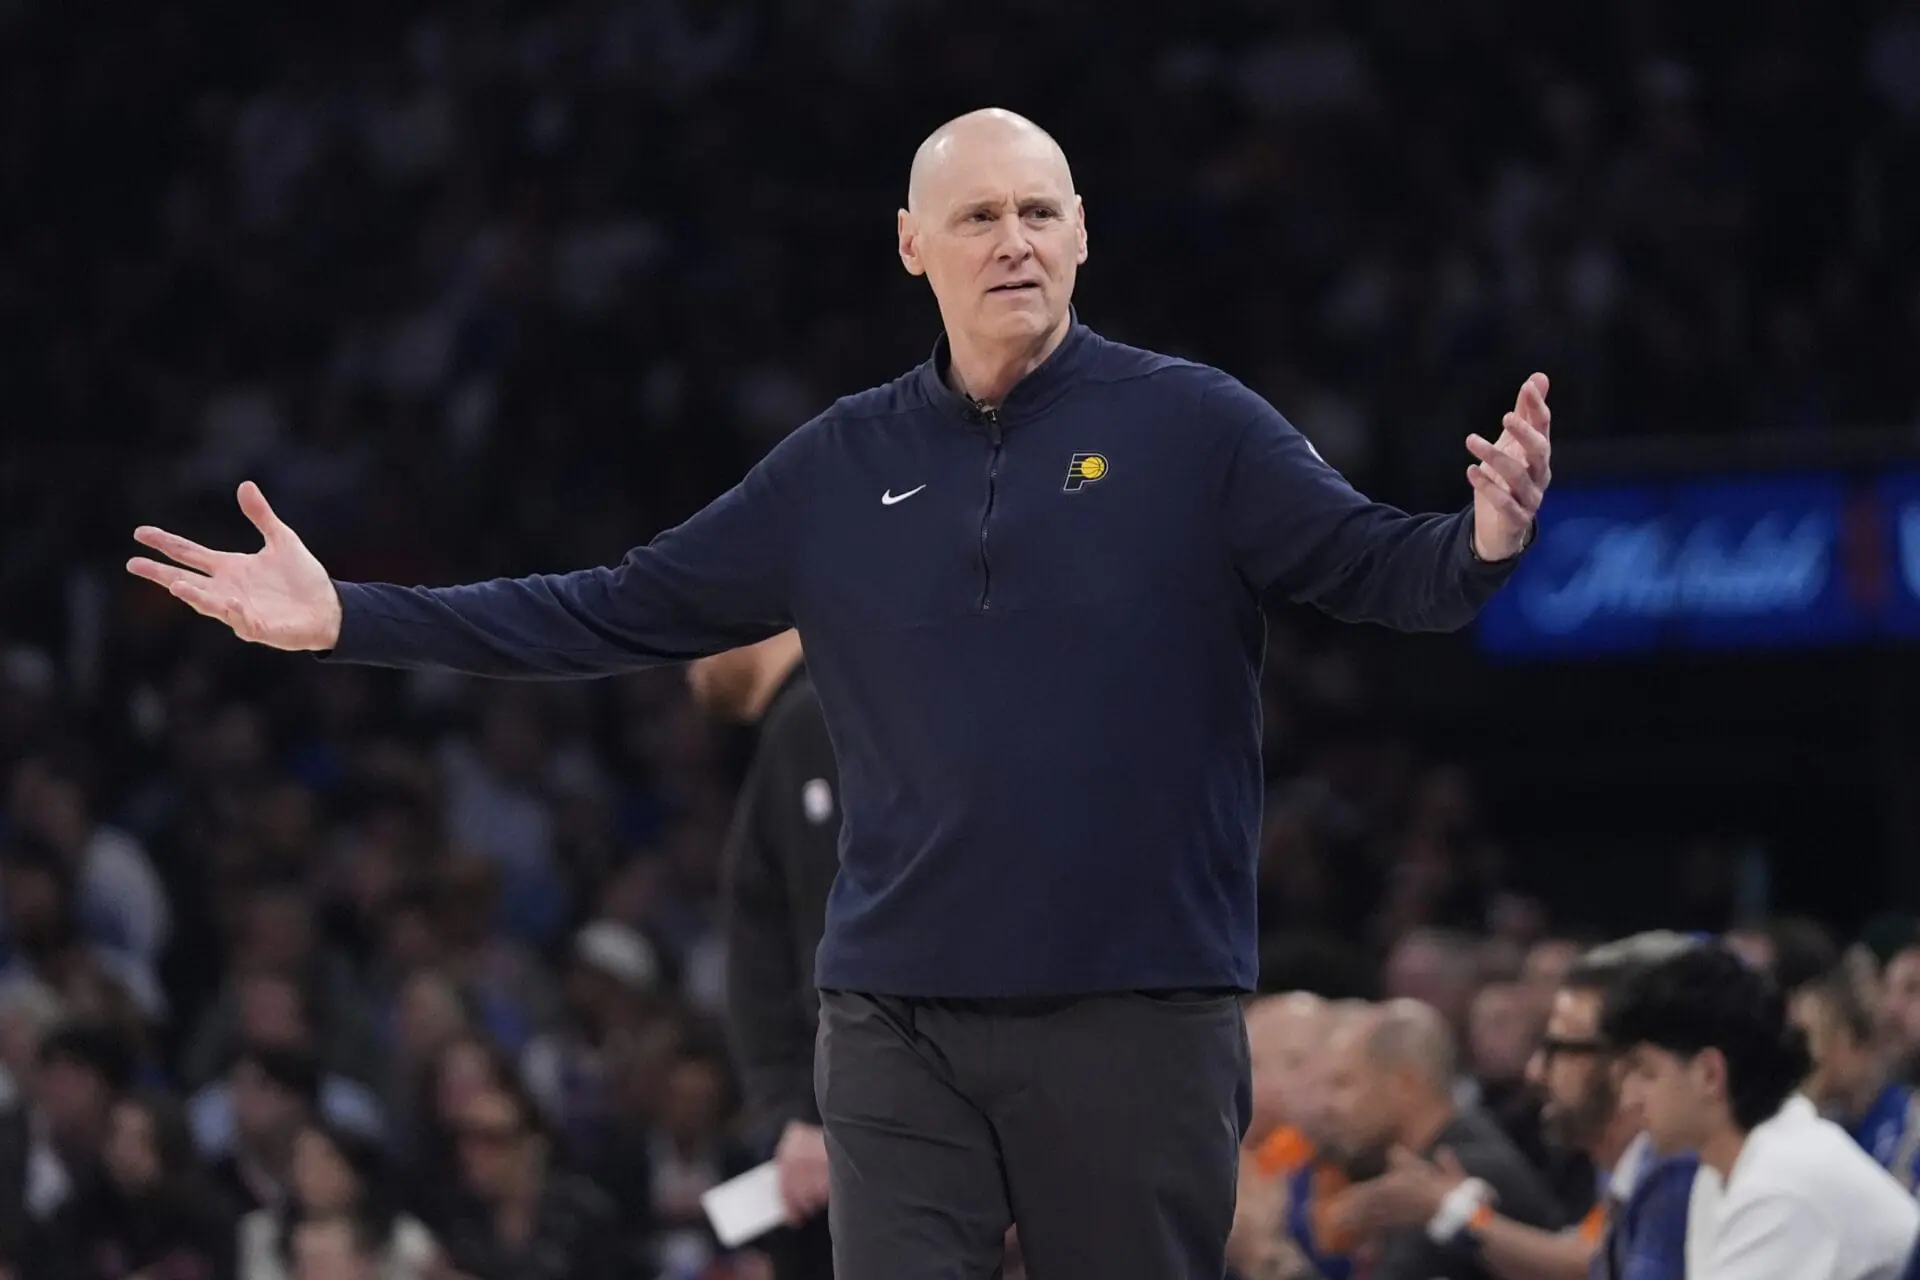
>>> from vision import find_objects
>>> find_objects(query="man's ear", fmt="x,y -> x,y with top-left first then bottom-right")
1075,196 -> 1089,266
897,208 -> 925,277
1692,1047 -> 1730,1103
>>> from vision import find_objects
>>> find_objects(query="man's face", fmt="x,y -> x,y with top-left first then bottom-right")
1881,949 -> 1920,1063
898,125 -> 1086,355
1791,989 -> 1871,1112
456,1090 -> 532,1201
104,1100 -> 161,1193
37,1057 -> 108,1141
1319,1023 -> 1395,1162
1618,1044 -> 1714,1155
1527,988 -> 1613,1150
232,1060 -> 304,1146
1247,1002 -> 1325,1138
1521,939 -> 1580,1004
238,975 -> 311,1051
1469,983 -> 1539,1085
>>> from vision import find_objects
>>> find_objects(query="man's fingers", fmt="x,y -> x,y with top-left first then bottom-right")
237,480 -> 288,546
166,579 -> 245,631
1500,414 -> 1553,485
1469,465 -> 1531,527
126,558 -> 206,590
1467,436 -> 1541,511
131,526 -> 226,574
1512,372 -> 1551,435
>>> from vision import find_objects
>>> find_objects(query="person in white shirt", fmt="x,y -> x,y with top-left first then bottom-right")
1604,945 -> 1920,1280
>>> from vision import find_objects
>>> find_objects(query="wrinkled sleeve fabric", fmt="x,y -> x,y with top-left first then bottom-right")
1210,377 -> 1516,632
326,423 -> 813,677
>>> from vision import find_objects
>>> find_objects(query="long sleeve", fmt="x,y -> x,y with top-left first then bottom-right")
1613,1160 -> 1693,1280
326,425 -> 812,677
1211,379 -> 1516,632
720,745 -> 820,1134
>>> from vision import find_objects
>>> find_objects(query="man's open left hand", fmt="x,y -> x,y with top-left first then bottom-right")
1468,372 -> 1553,561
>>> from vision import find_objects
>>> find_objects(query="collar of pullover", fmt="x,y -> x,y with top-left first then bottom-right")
917,309 -> 1091,430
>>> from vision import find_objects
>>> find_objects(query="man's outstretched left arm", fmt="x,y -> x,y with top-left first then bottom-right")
1218,374 -> 1551,632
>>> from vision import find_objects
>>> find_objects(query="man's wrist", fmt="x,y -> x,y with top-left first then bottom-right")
1425,1177 -> 1494,1244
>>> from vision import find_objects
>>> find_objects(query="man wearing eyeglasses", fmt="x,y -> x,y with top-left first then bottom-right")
1330,933 -> 1698,1280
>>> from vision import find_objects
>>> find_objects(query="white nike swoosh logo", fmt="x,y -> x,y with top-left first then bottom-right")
881,486 -> 926,505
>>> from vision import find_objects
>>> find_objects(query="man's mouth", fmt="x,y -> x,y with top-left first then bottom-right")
988,281 -> 1041,293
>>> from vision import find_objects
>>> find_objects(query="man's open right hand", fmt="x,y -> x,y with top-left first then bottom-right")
128,480 -> 343,651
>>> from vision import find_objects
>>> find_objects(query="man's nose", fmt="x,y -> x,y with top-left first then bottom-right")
1523,1047 -> 1546,1087
992,213 -> 1034,260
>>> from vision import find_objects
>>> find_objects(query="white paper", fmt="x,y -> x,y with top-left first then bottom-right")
701,1161 -> 788,1247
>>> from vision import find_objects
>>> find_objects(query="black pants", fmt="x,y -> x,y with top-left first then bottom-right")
815,990 -> 1251,1280
762,1213 -> 835,1280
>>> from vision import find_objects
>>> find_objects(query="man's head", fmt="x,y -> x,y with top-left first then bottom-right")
1467,981 -> 1540,1087
1604,946 -> 1811,1155
1530,931 -> 1696,1154
230,1044 -> 320,1156
236,969 -> 317,1053
685,630 -> 803,724
897,109 -> 1086,370
36,1023 -> 134,1146
1520,937 -> 1583,1004
454,1083 -> 547,1203
1,845 -> 79,958
1880,945 -> 1920,1068
1321,999 -> 1457,1168
1245,993 -> 1327,1142
1382,929 -> 1482,1036
1791,966 -> 1886,1117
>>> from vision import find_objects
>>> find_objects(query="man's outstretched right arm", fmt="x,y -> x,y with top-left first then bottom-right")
331,457 -> 799,677
131,425 -> 812,679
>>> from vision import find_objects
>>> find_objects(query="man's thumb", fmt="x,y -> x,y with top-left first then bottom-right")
1436,1146 -> 1467,1178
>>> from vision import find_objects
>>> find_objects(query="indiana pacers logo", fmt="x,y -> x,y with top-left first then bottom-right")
1063,452 -> 1109,492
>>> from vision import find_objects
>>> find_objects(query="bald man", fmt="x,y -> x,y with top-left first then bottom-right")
1319,1001 -> 1563,1280
129,108 -> 1553,1278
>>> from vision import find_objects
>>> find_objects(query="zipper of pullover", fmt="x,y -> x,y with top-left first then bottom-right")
976,405 -> 1002,610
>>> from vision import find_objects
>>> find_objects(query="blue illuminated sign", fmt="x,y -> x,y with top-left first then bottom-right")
1477,469 -> 1920,658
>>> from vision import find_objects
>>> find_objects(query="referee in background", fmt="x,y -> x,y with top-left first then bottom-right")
688,630 -> 836,1280
129,106 -> 1552,1277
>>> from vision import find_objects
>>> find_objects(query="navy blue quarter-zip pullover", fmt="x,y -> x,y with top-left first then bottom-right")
327,322 -> 1518,997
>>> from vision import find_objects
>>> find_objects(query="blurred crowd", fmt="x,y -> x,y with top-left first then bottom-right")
4,0 -> 1920,1277
1230,917 -> 1920,1279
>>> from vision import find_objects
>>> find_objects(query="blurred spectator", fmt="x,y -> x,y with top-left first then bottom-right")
3,1023 -> 138,1229
285,1213 -> 386,1280
1878,938 -> 1920,1077
1724,916 -> 1839,995
187,973 -> 383,1158
1607,946 -> 1918,1279
1331,933 -> 1700,1280
645,1043 -> 757,1278
1792,966 -> 1920,1190
204,1046 -> 323,1216
519,919 -> 661,1166
1318,1000 -> 1563,1278
380,969 -> 472,1162
34,1092 -> 235,1280
434,1079 -> 622,1280
238,1120 -> 437,1280
7,749 -> 171,966
0,845 -> 162,1031
181,883 -> 384,1094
